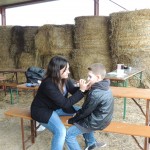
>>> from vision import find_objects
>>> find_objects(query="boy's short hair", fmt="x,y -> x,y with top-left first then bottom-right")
88,63 -> 106,79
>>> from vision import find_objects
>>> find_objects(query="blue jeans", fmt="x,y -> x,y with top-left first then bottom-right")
41,111 -> 66,150
40,106 -> 79,150
41,107 -> 95,150
55,106 -> 80,116
66,125 -> 96,150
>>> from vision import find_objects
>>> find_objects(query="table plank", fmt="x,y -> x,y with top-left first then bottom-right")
17,83 -> 39,90
105,68 -> 144,81
111,86 -> 150,100
0,69 -> 26,73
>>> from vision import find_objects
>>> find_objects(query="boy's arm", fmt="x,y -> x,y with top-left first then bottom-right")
68,94 -> 99,124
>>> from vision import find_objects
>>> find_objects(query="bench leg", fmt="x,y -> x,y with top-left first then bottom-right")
10,88 -> 19,104
4,85 -> 7,96
21,118 -> 25,150
144,100 -> 150,150
34,121 -> 37,137
144,137 -> 149,150
10,89 -> 14,104
123,80 -> 128,119
30,120 -> 36,143
21,118 -> 36,150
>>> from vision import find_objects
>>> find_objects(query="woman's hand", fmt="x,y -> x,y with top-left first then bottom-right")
79,79 -> 90,92
73,113 -> 76,117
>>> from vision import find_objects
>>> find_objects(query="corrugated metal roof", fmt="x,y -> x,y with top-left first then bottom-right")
0,0 -> 56,8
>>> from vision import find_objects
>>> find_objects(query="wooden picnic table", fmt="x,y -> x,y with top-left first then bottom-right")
105,68 -> 144,82
0,69 -> 26,83
17,83 -> 39,97
0,76 -> 6,81
110,86 -> 150,150
105,68 -> 144,119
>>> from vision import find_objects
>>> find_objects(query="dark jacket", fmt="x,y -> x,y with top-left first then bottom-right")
68,79 -> 114,131
31,78 -> 84,123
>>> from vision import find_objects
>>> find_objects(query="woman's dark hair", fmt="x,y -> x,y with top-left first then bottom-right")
46,55 -> 68,93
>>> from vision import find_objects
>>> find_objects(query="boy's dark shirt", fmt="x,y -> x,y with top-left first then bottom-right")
68,79 -> 114,131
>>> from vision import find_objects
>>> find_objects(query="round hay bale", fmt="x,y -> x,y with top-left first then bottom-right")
74,16 -> 110,54
110,9 -> 150,87
70,49 -> 112,79
23,26 -> 38,53
35,24 -> 74,55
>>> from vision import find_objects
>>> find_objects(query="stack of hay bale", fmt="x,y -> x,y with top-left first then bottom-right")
35,25 -> 74,68
9,26 -> 39,69
9,26 -> 38,82
110,9 -> 150,87
17,26 -> 39,69
0,26 -> 14,68
71,16 -> 112,79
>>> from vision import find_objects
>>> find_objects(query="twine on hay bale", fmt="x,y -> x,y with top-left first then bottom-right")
70,49 -> 112,79
23,26 -> 38,53
35,24 -> 74,55
74,16 -> 110,52
110,9 -> 150,87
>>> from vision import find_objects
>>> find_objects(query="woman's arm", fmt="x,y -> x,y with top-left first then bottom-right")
66,79 -> 79,94
68,93 -> 99,124
41,79 -> 84,109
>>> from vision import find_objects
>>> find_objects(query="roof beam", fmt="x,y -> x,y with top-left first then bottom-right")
94,0 -> 99,16
0,7 -> 6,25
0,0 -> 56,8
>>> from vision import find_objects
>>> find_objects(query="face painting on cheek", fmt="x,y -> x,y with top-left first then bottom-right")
87,71 -> 99,86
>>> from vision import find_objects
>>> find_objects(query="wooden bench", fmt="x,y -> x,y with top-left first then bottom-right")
5,107 -> 36,150
5,86 -> 150,150
5,107 -> 150,150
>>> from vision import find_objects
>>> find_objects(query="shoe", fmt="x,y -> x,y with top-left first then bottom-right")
36,123 -> 46,132
85,142 -> 106,150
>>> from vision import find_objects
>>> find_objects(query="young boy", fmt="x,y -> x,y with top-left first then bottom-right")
65,63 -> 114,150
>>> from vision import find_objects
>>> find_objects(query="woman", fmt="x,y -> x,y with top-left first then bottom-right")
31,55 -> 88,150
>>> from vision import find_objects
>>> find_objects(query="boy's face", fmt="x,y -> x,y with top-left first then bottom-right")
87,71 -> 102,86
